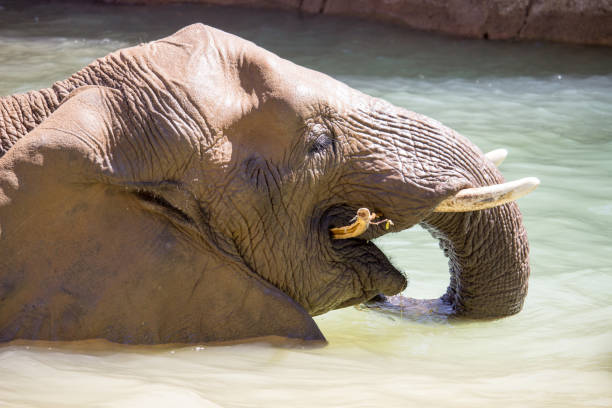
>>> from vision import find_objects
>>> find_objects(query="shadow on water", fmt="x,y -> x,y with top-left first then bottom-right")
359,295 -> 454,324
0,335 -> 326,354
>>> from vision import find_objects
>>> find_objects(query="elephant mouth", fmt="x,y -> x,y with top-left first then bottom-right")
322,206 -> 408,308
324,205 -> 397,241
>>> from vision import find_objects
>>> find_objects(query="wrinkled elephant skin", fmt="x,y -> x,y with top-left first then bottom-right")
0,24 -> 535,345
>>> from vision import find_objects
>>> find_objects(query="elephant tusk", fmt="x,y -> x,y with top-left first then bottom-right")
330,208 -> 394,239
433,177 -> 540,212
484,148 -> 508,167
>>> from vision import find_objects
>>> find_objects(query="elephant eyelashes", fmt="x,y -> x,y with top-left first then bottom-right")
307,124 -> 336,156
309,135 -> 332,154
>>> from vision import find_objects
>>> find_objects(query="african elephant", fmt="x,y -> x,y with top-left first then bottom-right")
0,24 -> 538,345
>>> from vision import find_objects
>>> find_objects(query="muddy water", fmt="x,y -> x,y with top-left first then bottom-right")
1,1 -> 611,407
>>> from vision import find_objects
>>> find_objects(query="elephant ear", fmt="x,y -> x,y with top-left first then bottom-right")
0,85 -> 325,345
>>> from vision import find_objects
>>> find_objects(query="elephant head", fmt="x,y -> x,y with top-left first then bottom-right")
0,24 -> 538,344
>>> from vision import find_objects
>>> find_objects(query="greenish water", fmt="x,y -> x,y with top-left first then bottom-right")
1,1 -> 611,407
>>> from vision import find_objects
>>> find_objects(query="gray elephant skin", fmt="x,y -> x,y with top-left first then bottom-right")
0,24 -> 536,345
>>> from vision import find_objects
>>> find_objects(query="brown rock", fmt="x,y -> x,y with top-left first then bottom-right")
100,0 -> 612,45
481,0 -> 530,40
520,0 -> 612,45
102,0 -> 301,9
320,0 -> 535,40
321,0 -> 488,38
300,0 -> 325,13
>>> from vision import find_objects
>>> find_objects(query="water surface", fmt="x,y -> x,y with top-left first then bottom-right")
1,1 -> 611,407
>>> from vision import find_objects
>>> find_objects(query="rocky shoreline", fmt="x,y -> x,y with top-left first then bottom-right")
101,0 -> 612,46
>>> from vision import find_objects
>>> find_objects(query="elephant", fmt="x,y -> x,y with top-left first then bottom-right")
0,24 -> 538,345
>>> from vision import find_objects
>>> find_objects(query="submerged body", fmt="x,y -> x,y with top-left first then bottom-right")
0,24 -> 537,344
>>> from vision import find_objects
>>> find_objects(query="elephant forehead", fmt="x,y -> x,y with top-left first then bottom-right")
259,56 -> 358,116
144,23 -> 362,123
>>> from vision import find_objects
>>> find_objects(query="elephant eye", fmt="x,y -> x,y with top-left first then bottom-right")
308,124 -> 334,155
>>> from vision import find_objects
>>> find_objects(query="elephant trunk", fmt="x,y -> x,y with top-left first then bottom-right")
418,138 -> 531,317
349,106 -> 532,318
422,200 -> 530,317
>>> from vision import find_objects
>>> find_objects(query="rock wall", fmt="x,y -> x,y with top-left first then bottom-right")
102,0 -> 612,46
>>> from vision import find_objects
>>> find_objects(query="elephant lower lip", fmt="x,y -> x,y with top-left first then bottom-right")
327,232 -> 407,300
